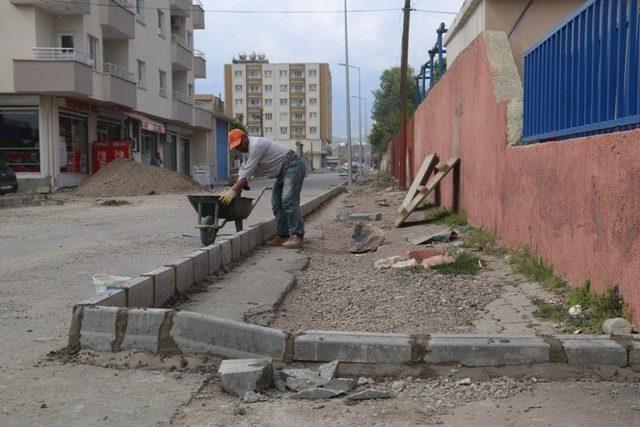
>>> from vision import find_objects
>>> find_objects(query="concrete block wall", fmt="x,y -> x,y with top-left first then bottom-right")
73,185 -> 345,312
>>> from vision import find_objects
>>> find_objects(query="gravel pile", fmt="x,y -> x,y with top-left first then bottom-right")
270,182 -> 503,334
73,159 -> 204,197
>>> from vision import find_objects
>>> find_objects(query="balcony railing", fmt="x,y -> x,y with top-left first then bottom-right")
193,0 -> 203,7
173,91 -> 194,104
32,47 -> 93,67
171,33 -> 193,51
112,0 -> 134,12
194,49 -> 205,59
103,63 -> 136,83
195,99 -> 225,113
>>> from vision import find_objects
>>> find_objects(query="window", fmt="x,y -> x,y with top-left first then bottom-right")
264,113 -> 272,120
264,70 -> 272,77
188,84 -> 194,98
292,98 -> 304,106
137,60 -> 146,89
235,99 -> 243,105
0,109 -> 40,172
264,85 -> 272,92
235,85 -> 243,92
135,0 -> 144,22
58,33 -> 74,50
187,31 -> 193,49
248,70 -> 258,78
157,10 -> 165,37
280,84 -> 288,92
293,127 -> 303,135
280,99 -> 288,106
309,112 -> 317,119
309,84 -> 317,92
309,69 -> 317,77
310,127 -> 317,134
249,85 -> 260,93
310,98 -> 317,105
293,84 -> 304,93
293,70 -> 303,78
265,127 -> 272,134
280,127 -> 288,135
279,70 -> 287,77
294,113 -> 303,120
234,70 -> 242,77
87,35 -> 98,70
158,70 -> 166,97
265,99 -> 272,105
250,99 -> 260,106
248,126 -> 261,135
97,120 -> 122,141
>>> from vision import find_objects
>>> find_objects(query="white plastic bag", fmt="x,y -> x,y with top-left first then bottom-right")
92,274 -> 131,296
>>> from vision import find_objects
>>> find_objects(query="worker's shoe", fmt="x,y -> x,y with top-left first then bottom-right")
283,235 -> 304,249
267,235 -> 289,246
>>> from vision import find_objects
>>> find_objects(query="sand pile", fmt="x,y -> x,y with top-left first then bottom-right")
74,158 -> 204,197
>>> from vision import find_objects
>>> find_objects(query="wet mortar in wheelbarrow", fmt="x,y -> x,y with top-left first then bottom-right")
187,187 -> 271,246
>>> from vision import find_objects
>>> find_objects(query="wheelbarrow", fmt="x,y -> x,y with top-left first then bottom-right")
188,187 -> 271,246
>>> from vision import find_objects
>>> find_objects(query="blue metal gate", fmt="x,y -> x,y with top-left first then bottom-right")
215,118 -> 229,181
524,0 -> 640,142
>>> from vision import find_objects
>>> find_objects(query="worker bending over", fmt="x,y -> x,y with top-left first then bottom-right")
220,129 -> 306,249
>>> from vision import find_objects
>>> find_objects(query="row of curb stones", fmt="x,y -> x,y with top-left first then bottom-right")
72,185 -> 345,311
69,306 -> 640,368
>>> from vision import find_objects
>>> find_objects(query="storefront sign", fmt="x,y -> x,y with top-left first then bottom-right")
92,139 -> 132,173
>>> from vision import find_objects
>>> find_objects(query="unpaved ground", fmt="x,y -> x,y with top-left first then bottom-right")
270,182 -> 557,335
0,174 -> 341,426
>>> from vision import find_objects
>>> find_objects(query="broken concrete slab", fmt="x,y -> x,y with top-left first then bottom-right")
290,387 -> 345,400
422,255 -> 456,269
316,360 -> 339,386
405,248 -> 447,262
242,391 -> 268,403
336,212 -> 382,221
345,389 -> 394,401
602,318 -> 632,335
276,368 -> 317,392
391,259 -> 419,269
349,222 -> 385,253
218,358 -> 274,397
374,256 -> 403,270
410,229 -> 458,245
560,335 -> 628,366
323,378 -> 357,393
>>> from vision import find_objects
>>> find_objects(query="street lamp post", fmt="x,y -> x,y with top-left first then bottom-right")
351,95 -> 367,172
343,0 -> 353,185
339,63 -> 361,175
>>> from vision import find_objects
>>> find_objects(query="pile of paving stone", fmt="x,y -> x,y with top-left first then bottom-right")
217,358 -> 394,405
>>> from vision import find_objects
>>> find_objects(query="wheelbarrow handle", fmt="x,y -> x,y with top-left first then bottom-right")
250,186 -> 272,210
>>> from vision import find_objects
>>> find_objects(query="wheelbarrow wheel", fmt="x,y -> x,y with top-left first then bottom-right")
200,216 -> 218,246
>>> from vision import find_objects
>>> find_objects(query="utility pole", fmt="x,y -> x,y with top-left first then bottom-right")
397,0 -> 411,190
343,0 -> 353,185
259,107 -> 264,137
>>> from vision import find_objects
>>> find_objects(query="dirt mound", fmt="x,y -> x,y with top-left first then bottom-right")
73,159 -> 205,198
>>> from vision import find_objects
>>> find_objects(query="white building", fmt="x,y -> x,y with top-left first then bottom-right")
0,0 -> 231,191
224,54 -> 332,170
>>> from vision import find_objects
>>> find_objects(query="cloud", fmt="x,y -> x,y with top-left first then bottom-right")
195,0 -> 463,137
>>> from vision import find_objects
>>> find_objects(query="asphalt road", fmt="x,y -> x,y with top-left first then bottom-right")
0,173 -> 342,426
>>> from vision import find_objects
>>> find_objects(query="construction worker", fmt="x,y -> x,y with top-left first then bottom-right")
220,129 -> 306,249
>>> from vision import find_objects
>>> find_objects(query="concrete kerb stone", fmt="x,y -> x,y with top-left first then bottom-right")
425,335 -> 550,366
249,224 -> 260,248
166,258 -> 194,294
560,335 -> 628,366
293,330 -> 413,364
188,250 -> 209,284
120,308 -> 168,352
229,234 -> 242,260
142,267 -> 176,308
170,311 -> 287,359
122,276 -> 154,308
79,306 -> 119,352
629,339 -> 640,367
204,243 -> 222,274
239,229 -> 251,254
76,289 -> 127,308
262,219 -> 277,241
219,238 -> 233,266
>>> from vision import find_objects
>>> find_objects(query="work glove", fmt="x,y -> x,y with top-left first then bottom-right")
219,188 -> 237,205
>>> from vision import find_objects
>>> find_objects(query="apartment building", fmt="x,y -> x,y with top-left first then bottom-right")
224,54 -> 332,169
0,0 -> 230,190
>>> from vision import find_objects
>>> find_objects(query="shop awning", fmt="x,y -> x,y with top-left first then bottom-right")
122,110 -> 166,134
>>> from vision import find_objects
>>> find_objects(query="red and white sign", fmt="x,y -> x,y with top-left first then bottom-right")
92,139 -> 132,173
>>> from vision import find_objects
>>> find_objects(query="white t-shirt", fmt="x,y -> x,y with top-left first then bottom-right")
238,136 -> 291,179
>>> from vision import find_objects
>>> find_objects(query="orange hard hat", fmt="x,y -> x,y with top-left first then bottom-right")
228,128 -> 246,149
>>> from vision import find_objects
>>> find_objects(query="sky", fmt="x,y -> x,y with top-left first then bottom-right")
194,0 -> 465,139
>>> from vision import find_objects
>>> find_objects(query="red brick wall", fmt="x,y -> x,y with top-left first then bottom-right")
405,33 -> 640,323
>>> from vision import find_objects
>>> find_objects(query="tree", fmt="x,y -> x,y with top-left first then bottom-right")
369,67 -> 418,155
229,113 -> 246,132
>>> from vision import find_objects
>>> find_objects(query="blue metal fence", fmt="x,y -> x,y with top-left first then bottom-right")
524,0 -> 640,142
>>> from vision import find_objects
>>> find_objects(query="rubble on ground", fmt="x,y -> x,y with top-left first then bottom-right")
410,229 -> 458,245
217,358 -> 274,397
602,317 -> 632,335
422,254 -> 456,269
349,222 -> 385,253
73,158 -> 204,198
345,389 -> 394,401
374,256 -> 403,270
391,259 -> 419,269
336,212 -> 382,221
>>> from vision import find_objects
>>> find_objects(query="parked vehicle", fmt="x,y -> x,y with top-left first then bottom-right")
0,160 -> 18,195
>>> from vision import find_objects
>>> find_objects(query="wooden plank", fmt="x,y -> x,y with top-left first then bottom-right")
399,153 -> 438,212
394,157 -> 459,227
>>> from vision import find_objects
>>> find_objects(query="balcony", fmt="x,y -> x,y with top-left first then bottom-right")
192,0 -> 205,29
194,96 -> 225,114
171,34 -> 193,71
170,0 -> 192,17
193,50 -> 206,79
193,103 -> 213,129
10,0 -> 90,14
13,48 -> 93,96
100,63 -> 137,108
101,0 -> 135,39
172,91 -> 194,124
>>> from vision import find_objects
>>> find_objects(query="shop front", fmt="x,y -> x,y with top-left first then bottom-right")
0,108 -> 40,174
122,110 -> 166,167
